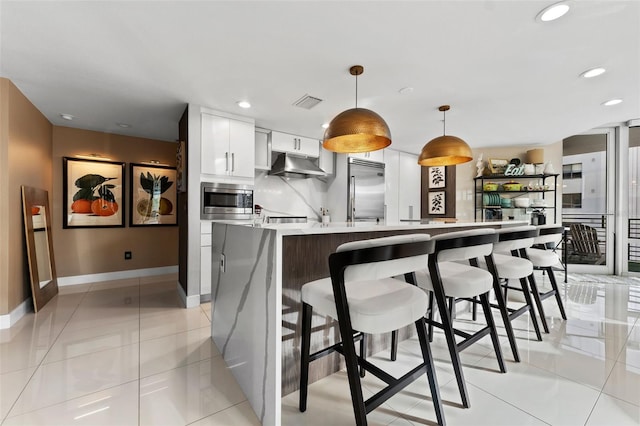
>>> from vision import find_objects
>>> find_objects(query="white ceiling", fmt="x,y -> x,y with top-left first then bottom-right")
1,1 -> 639,154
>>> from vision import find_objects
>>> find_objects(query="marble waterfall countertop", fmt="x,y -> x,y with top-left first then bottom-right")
209,218 -> 527,425
254,219 -> 528,235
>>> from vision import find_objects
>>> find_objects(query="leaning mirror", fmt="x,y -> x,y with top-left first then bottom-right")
22,186 -> 58,311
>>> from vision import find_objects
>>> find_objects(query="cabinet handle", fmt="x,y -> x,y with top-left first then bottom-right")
296,138 -> 300,150
350,176 -> 356,221
231,153 -> 235,172
409,205 -> 414,219
225,152 -> 229,171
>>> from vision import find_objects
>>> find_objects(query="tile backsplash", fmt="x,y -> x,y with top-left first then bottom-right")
253,171 -> 329,221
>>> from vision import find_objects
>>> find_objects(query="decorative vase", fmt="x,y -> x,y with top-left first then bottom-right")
524,164 -> 535,175
544,162 -> 556,174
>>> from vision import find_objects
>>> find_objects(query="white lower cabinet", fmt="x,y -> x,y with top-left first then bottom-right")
200,232 -> 212,296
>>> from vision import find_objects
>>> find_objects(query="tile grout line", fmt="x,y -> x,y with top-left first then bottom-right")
1,287 -> 91,423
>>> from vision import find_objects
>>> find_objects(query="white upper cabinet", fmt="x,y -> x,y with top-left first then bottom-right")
349,150 -> 384,163
271,131 -> 319,158
201,112 -> 255,179
254,129 -> 271,171
319,142 -> 335,175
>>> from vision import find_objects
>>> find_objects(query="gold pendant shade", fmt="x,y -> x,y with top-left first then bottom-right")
418,135 -> 473,166
323,65 -> 391,153
322,107 -> 391,153
418,105 -> 472,167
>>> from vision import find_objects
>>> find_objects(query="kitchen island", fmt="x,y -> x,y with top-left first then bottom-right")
209,220 -> 525,425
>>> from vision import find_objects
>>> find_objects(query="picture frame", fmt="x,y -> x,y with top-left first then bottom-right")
63,157 -> 125,228
130,163 -> 177,226
488,158 -> 509,175
428,191 -> 446,215
428,166 -> 446,188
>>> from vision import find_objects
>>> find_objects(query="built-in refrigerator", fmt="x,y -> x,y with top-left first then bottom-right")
347,157 -> 385,221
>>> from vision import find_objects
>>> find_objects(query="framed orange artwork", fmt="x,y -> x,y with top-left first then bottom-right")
63,157 -> 125,228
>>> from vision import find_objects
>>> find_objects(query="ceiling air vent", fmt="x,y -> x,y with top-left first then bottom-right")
293,94 -> 323,110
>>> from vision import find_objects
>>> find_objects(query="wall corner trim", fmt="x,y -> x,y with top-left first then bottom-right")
178,280 -> 200,308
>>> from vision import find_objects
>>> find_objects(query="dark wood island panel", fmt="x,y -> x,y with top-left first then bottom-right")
280,225 -> 485,395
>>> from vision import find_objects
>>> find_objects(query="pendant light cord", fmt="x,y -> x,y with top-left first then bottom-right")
443,108 -> 446,135
355,73 -> 358,108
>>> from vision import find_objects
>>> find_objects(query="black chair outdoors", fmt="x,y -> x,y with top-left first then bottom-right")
299,234 -> 445,426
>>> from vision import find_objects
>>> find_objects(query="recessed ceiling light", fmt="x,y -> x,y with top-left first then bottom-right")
237,101 -> 251,109
581,68 -> 606,78
398,87 -> 414,94
117,123 -> 131,128
321,123 -> 329,129
60,113 -> 74,120
602,99 -> 622,106
537,2 -> 570,22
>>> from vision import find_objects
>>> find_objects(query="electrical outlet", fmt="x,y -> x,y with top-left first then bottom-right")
124,251 -> 132,260
220,253 -> 225,273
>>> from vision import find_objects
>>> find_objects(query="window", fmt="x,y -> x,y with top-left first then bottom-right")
563,193 -> 582,208
563,163 -> 582,179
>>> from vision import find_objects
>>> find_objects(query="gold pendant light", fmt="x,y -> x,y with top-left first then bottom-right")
323,65 -> 392,153
418,105 -> 473,167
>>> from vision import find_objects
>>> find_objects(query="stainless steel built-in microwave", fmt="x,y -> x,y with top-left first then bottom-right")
201,182 -> 253,220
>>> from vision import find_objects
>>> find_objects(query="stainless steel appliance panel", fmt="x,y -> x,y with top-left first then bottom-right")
201,182 -> 253,220
348,158 -> 385,221
266,216 -> 308,224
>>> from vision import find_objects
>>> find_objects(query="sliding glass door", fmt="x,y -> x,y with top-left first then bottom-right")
629,126 -> 640,274
562,129 -> 615,274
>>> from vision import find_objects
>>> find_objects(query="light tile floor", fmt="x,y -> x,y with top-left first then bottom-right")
281,272 -> 640,426
1,272 -> 638,425
0,274 -> 260,426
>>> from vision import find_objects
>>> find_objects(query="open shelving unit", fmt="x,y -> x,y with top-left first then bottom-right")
474,174 -> 559,223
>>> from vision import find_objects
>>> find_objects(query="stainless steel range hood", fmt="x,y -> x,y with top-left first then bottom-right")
269,152 -> 326,178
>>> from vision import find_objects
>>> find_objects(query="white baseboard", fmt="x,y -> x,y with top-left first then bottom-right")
3,266 -> 184,329
177,281 -> 201,308
57,265 -> 178,286
0,297 -> 33,330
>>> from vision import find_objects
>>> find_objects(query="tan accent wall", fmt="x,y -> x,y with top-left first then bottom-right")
455,141 -> 563,223
51,126 -> 178,277
0,78 -> 53,315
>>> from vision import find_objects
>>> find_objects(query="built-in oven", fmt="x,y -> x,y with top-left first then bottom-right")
201,182 -> 253,220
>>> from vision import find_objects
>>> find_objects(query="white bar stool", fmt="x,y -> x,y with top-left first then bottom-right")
299,234 -> 445,426
478,226 -> 543,361
415,228 -> 505,409
522,225 -> 568,331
